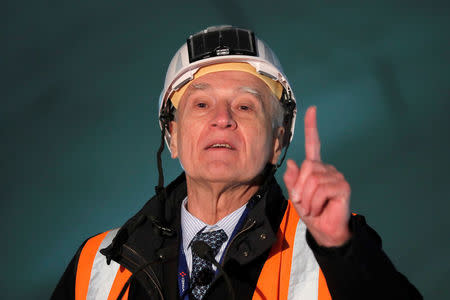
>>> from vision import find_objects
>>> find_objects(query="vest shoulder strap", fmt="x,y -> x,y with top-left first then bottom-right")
253,201 -> 331,300
75,228 -> 132,300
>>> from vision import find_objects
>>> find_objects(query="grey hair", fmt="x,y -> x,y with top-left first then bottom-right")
270,93 -> 285,130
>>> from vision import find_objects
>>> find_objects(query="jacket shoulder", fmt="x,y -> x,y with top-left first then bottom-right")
51,229 -> 119,300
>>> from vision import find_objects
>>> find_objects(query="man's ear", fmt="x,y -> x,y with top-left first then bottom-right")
270,126 -> 285,165
169,121 -> 178,159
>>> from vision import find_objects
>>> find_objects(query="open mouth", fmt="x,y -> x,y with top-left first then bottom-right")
209,143 -> 232,149
206,142 -> 235,150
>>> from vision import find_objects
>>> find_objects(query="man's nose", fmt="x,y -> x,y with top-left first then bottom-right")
210,105 -> 237,129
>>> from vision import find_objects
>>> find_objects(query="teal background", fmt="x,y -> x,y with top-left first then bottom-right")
2,1 -> 449,298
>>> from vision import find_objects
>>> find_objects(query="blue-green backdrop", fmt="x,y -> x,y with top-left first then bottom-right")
2,1 -> 449,298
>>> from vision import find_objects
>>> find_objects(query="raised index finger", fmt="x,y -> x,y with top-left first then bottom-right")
304,106 -> 321,161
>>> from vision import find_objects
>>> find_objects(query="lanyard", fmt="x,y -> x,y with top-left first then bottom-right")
178,239 -> 191,300
177,204 -> 251,298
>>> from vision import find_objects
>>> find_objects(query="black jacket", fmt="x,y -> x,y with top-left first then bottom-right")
52,172 -> 422,299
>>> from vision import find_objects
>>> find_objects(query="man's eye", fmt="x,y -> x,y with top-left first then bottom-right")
196,102 -> 207,108
239,105 -> 251,111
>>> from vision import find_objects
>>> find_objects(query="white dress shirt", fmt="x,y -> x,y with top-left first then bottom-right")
180,197 -> 247,276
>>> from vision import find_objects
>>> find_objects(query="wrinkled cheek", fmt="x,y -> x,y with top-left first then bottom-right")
256,126 -> 273,152
176,140 -> 196,174
177,151 -> 189,172
247,147 -> 269,174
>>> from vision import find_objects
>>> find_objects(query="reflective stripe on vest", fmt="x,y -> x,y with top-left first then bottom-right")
76,201 -> 331,300
75,228 -> 132,300
253,201 -> 331,300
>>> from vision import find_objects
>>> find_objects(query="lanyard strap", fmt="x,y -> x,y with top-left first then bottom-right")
178,237 -> 190,300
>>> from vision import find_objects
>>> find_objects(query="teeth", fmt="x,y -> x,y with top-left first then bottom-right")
211,143 -> 231,149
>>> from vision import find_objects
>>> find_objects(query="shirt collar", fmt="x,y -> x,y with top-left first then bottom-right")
180,197 -> 247,252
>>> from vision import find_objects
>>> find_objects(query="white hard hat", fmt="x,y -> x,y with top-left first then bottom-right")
159,25 -> 297,147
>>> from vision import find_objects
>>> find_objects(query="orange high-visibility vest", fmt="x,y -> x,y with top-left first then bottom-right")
75,201 -> 331,300
253,201 -> 331,300
75,228 -> 132,300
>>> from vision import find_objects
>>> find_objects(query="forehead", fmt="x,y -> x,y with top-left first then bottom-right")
182,70 -> 272,99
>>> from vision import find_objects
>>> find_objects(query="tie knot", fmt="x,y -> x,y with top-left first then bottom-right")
192,229 -> 228,253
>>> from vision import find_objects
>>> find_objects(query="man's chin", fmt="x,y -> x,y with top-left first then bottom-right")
186,164 -> 255,184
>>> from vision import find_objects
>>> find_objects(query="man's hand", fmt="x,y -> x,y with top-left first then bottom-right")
283,106 -> 351,247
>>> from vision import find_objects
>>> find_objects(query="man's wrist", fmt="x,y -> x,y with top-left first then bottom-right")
306,217 -> 355,257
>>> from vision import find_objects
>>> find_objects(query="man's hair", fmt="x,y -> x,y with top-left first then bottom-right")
270,93 -> 285,130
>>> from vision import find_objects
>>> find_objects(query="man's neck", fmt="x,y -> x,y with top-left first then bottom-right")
185,176 -> 260,225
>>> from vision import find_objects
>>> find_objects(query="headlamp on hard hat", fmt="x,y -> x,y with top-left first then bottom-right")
187,26 -> 257,62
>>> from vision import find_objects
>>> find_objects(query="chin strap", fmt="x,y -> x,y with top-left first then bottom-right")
276,90 -> 297,169
155,99 -> 174,196
276,140 -> 291,169
155,124 -> 166,195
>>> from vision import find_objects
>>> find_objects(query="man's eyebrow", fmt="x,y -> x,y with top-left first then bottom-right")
183,83 -> 264,102
187,82 -> 211,92
181,82 -> 211,100
239,86 -> 264,102
192,82 -> 211,89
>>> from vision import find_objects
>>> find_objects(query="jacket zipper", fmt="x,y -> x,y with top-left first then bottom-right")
122,244 -> 164,300
221,218 -> 256,267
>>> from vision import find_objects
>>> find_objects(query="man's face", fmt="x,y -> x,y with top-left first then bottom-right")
169,71 -> 283,185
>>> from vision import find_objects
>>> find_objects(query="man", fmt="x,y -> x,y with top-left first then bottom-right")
52,25 -> 422,299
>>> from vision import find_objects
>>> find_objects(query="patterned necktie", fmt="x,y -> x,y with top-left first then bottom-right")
190,229 -> 228,300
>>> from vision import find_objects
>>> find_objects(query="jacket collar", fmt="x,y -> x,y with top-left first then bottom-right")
101,168 -> 288,296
